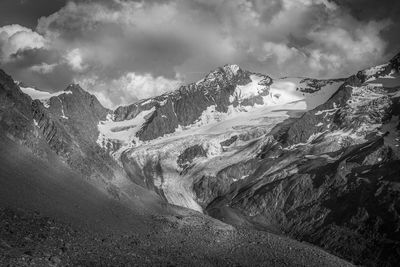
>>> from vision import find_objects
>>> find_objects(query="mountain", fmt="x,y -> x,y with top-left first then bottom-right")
98,65 -> 345,211
95,53 -> 400,266
1,52 -> 399,266
0,66 -> 352,266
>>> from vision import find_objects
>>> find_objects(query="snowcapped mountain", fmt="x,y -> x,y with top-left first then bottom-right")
98,65 -> 344,154
93,64 -> 345,212
1,52 -> 400,266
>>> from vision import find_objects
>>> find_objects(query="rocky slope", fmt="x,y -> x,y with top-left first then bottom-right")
0,207 -> 352,267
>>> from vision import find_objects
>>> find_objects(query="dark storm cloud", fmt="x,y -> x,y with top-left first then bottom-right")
8,48 -> 60,69
332,0 -> 400,56
5,62 -> 75,92
0,0 -> 67,29
0,0 -> 398,108
1,46 -> 74,91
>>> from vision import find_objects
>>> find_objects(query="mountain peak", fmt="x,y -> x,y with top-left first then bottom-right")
223,64 -> 241,75
65,83 -> 85,94
392,50 -> 400,60
66,83 -> 81,90
197,64 -> 247,87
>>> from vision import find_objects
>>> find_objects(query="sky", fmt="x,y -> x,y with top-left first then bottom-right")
0,0 -> 399,108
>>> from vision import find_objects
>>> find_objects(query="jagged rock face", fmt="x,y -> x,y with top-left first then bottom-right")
108,65 -> 271,143
0,77 -> 133,202
0,70 -> 33,142
297,78 -> 347,94
177,145 -> 207,170
391,52 -> 400,71
31,85 -> 127,186
40,84 -> 109,147
31,100 -> 72,157
285,58 -> 399,147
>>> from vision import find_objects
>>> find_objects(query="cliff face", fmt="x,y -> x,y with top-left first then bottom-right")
0,70 -> 33,142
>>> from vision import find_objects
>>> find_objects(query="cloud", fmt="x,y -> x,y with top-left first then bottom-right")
30,62 -> 58,74
262,42 -> 302,64
64,48 -> 86,72
78,72 -> 182,108
0,0 -> 394,108
0,24 -> 46,62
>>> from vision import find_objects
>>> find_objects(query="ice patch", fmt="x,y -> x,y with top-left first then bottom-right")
159,99 -> 168,106
230,64 -> 240,75
315,106 -> 339,117
265,80 -> 302,106
326,128 -> 367,144
347,85 -> 386,111
232,75 -> 266,103
97,107 -> 156,153
363,63 -> 389,78
140,99 -> 154,105
380,70 -> 396,79
59,98 -> 68,119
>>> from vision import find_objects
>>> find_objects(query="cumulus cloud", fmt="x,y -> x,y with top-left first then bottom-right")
0,0 -> 394,108
79,72 -> 182,108
0,24 -> 46,62
64,48 -> 86,72
30,62 -> 58,74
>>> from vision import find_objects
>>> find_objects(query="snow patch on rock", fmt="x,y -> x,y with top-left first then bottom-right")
364,63 -> 389,82
232,75 -> 267,103
97,107 -> 156,155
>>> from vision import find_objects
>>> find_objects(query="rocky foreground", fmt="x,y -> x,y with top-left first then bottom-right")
0,207 -> 352,267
